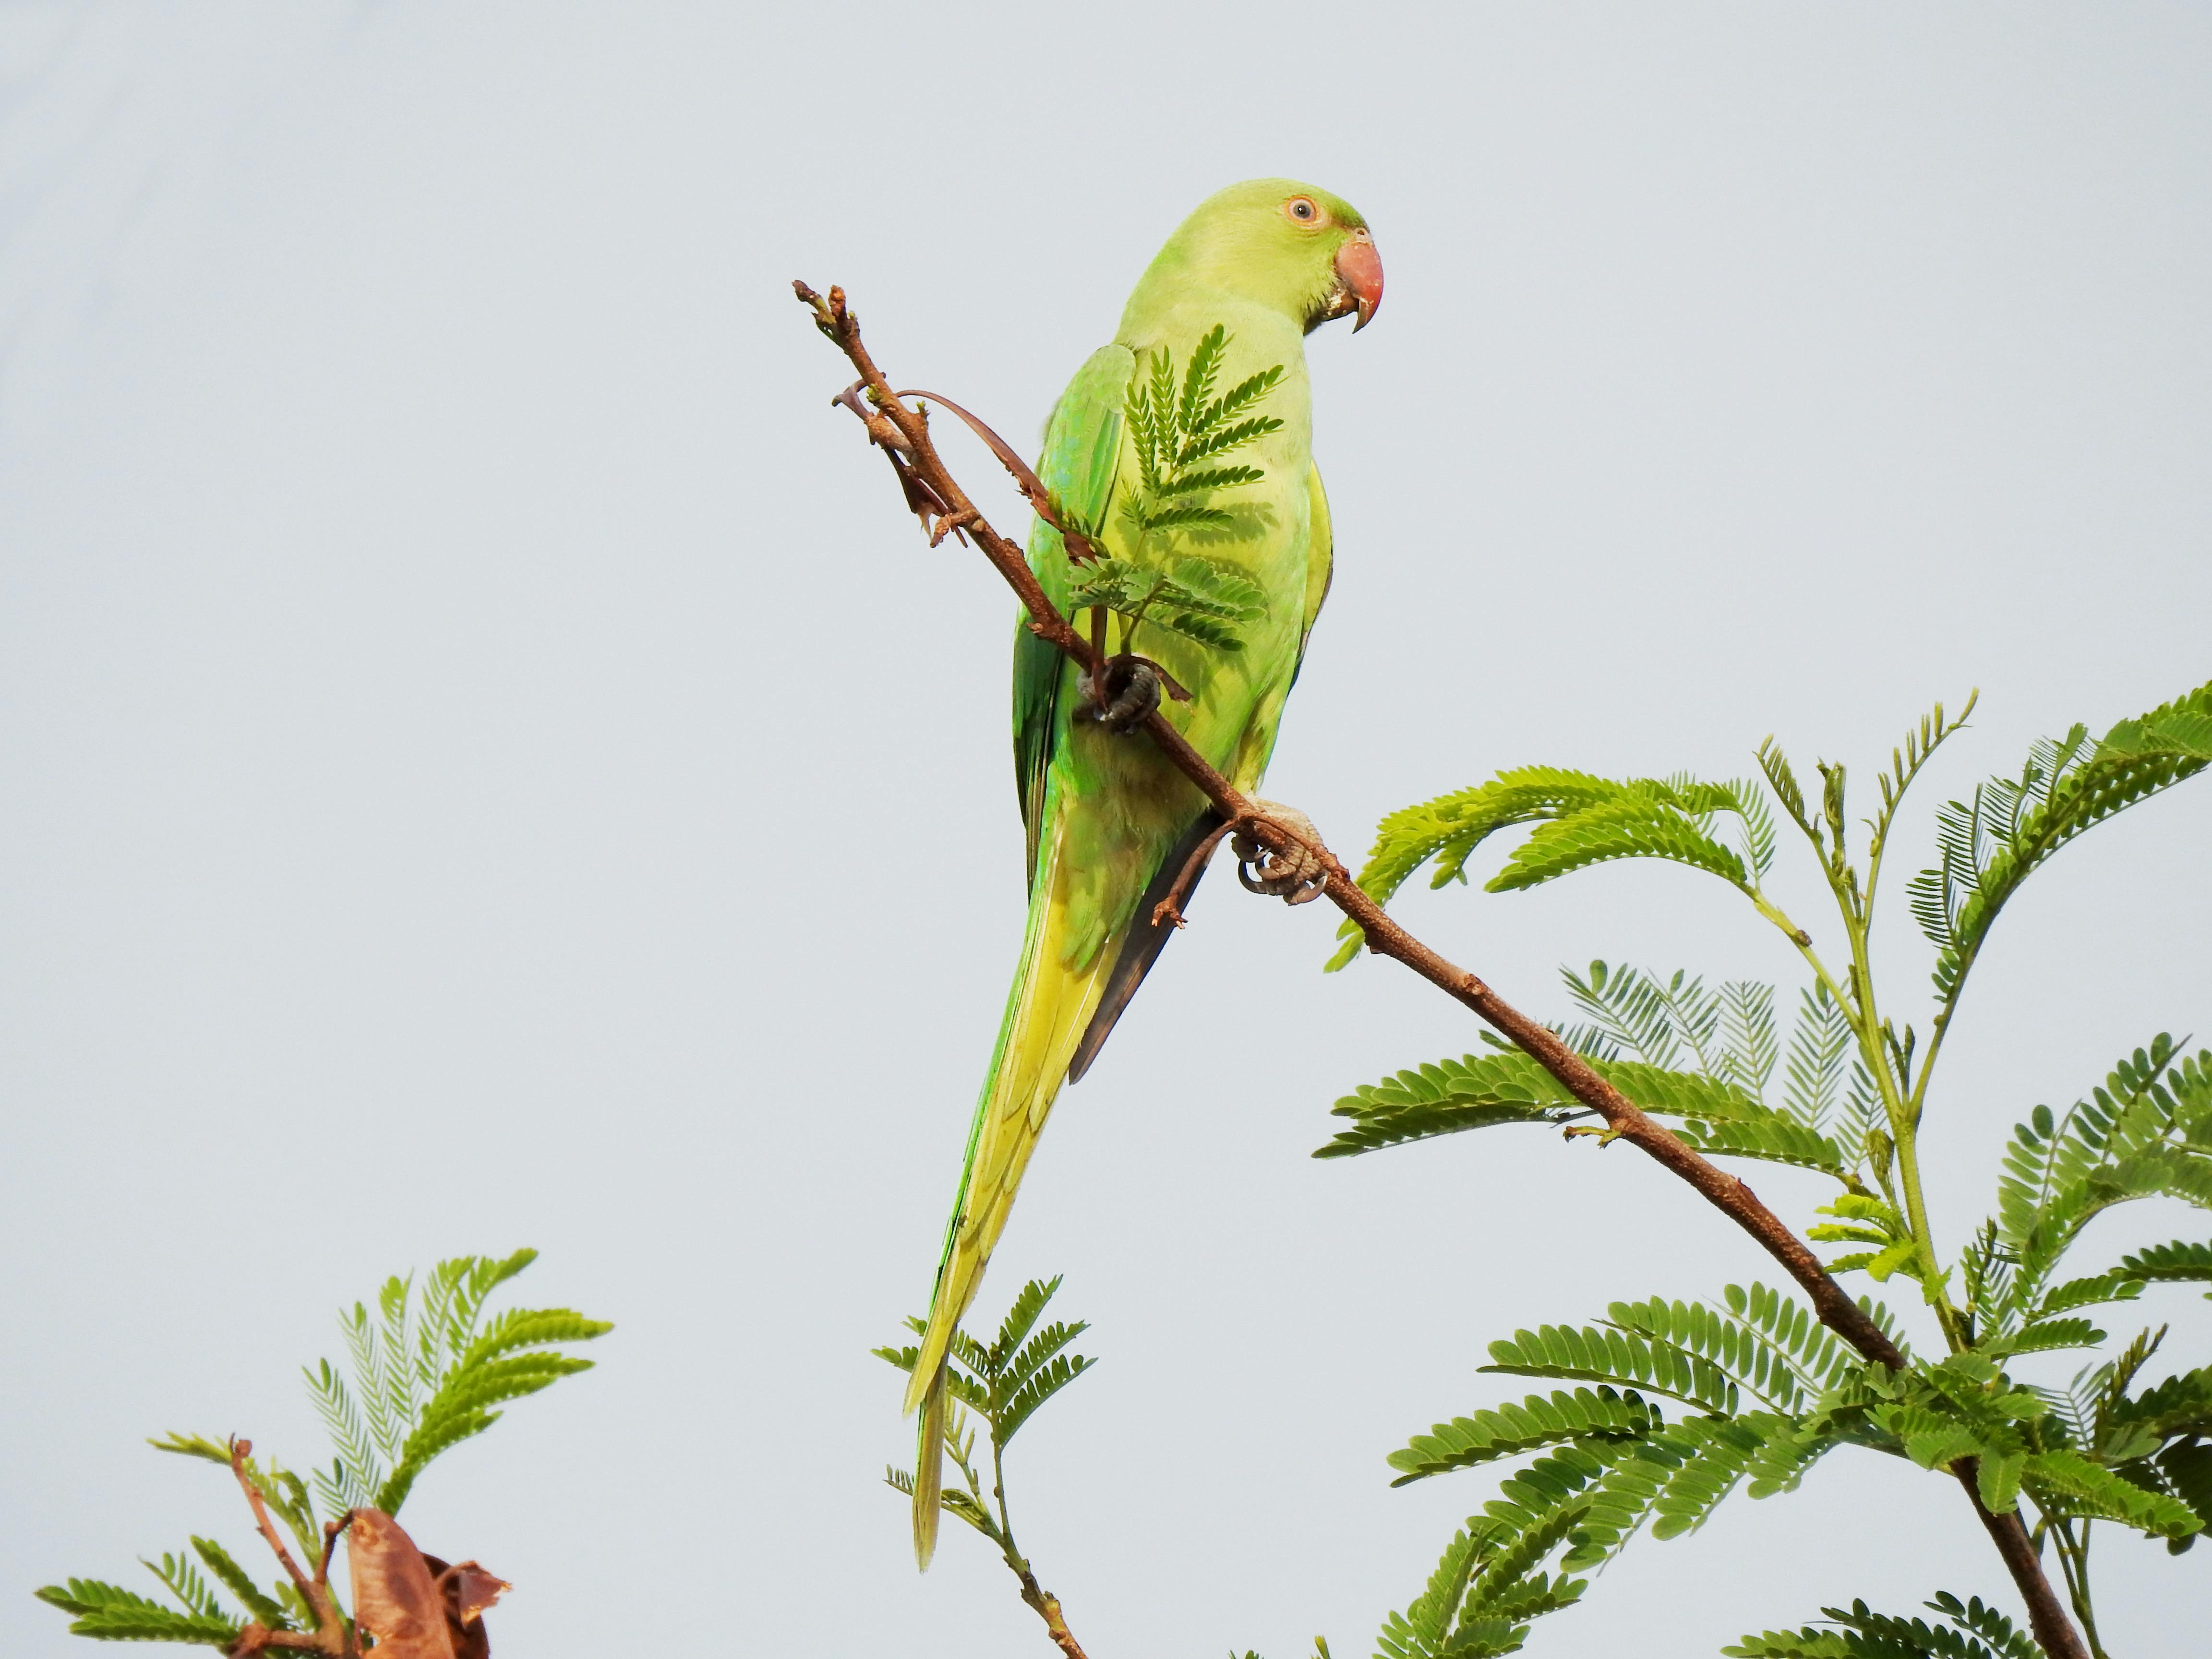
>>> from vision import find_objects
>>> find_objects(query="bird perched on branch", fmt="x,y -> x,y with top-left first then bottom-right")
905,178 -> 1382,1565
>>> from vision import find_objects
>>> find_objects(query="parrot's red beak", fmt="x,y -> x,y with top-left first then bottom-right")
1335,228 -> 1383,331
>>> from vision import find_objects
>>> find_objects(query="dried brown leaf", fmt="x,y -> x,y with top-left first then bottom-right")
347,1510 -> 455,1659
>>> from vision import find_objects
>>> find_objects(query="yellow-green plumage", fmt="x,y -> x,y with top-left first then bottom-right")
906,180 -> 1380,1565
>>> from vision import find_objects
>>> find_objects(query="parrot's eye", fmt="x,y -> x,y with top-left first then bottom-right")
1284,196 -> 1320,225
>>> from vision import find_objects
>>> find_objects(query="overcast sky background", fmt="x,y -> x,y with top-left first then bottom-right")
3,4 -> 2210,1655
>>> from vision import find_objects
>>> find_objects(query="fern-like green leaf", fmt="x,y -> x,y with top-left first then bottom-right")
188,1537 -> 289,1630
143,1553 -> 228,1624
989,1277 -> 1063,1367
1675,1115 -> 1850,1176
35,1580 -> 241,1647
2122,1238 -> 2212,1285
1324,769 -> 1629,970
1988,1317 -> 2104,1358
1136,503 -> 1235,534
1388,1388 -> 1663,1485
1176,413 -> 1284,466
1489,798 -> 1748,895
1152,611 -> 1248,651
1483,1323 -> 1739,1415
2156,1438 -> 2212,1536
1154,464 -> 1265,497
1375,1525 -> 1484,1659
995,1351 -> 1097,1446
2103,1366 -> 2212,1448
1315,1048 -> 1841,1173
1192,365 -> 1286,436
145,1433 -> 233,1467
1909,680 -> 2212,1002
459,1306 -> 613,1369
1648,1413 -> 1797,1540
2024,1446 -> 2203,1537
1725,1593 -> 2038,1659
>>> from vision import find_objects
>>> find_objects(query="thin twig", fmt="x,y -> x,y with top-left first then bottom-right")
1016,1569 -> 1090,1659
796,279 -> 2090,1659
1153,816 -> 1241,930
229,1442 -> 319,1608
227,1440 -> 349,1657
316,1517 -> 352,1590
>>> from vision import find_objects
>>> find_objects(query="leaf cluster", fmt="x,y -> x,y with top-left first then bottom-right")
877,1277 -> 1095,1551
36,1250 -> 608,1648
1379,1281 -> 1897,1655
1068,553 -> 1266,653
1125,324 -> 1285,513
1726,1592 -> 2039,1659
1908,682 -> 2212,1002
1323,680 -> 2212,1656
1325,770 -> 1776,970
1078,326 -> 1284,655
305,1247 -> 612,1517
1315,967 -> 1857,1181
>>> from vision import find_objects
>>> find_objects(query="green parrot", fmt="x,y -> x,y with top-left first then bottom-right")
904,178 -> 1382,1565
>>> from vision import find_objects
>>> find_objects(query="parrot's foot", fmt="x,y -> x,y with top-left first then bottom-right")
1081,656 -> 1163,733
1234,802 -> 1329,905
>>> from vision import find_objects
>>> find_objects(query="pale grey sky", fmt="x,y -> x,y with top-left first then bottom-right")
3,4 -> 2209,1656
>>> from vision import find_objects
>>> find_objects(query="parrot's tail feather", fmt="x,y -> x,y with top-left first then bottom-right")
912,1364 -> 946,1570
904,824 -> 1118,1417
1068,810 -> 1224,1083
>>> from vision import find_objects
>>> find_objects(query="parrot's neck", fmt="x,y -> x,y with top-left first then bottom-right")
1114,284 -> 1309,372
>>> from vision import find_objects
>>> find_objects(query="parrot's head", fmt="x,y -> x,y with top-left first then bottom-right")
1154,178 -> 1383,335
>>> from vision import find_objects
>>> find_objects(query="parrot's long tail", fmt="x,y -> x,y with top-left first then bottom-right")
906,828 -> 1118,1568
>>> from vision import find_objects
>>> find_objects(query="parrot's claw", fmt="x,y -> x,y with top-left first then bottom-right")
1081,656 -> 1163,734
1234,801 -> 1329,904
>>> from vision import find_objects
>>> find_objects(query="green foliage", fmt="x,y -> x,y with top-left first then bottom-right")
140,1555 -> 227,1626
1972,1035 -> 2212,1342
1374,1449 -> 1625,1659
1075,325 -> 1283,656
1550,964 -> 1875,1176
2121,1238 -> 2212,1288
1388,1388 -> 1664,1485
1378,1274 -> 1919,1651
1067,554 -> 1267,654
1316,975 -> 1853,1178
1325,771 -> 1776,971
185,1537 -> 288,1632
1483,1323 -> 1743,1416
33,1581 -> 241,1648
303,1248 -> 610,1517
37,1250 -> 606,1648
146,1438 -> 321,1578
878,1277 -> 1097,1553
2021,1447 -> 2200,1537
1308,679 -> 2212,1659
1726,1593 -> 2039,1659
1907,681 -> 2212,1003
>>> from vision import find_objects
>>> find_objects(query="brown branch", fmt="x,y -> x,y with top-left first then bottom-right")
1956,1464 -> 2090,1659
1153,815 -> 1240,930
1015,1568 -> 1089,1659
795,279 -> 2089,1659
227,1440 -> 350,1658
316,1516 -> 352,1591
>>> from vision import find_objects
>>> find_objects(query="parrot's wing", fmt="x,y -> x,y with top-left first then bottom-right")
1014,344 -> 1133,889
1070,460 -> 1335,1083
1294,460 -> 1334,682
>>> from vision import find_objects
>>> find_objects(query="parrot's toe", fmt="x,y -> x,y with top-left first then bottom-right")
1082,657 -> 1164,734
1234,801 -> 1329,903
